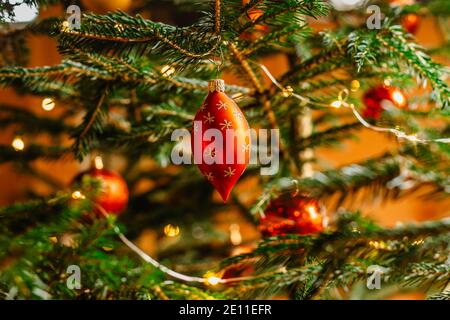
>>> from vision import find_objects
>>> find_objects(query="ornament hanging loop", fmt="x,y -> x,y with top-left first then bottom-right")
338,88 -> 349,103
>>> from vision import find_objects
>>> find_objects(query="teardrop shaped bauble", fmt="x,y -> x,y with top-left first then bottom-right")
191,79 -> 251,202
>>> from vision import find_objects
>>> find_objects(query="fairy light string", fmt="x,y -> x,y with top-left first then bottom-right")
257,63 -> 450,144
94,204 -> 271,285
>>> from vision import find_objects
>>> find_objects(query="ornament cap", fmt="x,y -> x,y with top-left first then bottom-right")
208,79 -> 225,93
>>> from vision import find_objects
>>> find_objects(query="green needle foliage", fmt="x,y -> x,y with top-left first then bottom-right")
0,0 -> 449,300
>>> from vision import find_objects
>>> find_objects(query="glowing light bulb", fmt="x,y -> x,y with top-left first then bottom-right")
94,156 -> 104,170
282,86 -> 294,97
42,97 -> 55,111
330,100 -> 342,108
61,20 -> 70,32
164,224 -> 180,237
229,223 -> 242,246
384,77 -> 392,86
406,134 -> 419,142
71,190 -> 85,200
306,205 -> 318,219
391,89 -> 406,107
12,136 -> 25,151
350,80 -> 360,92
204,272 -> 221,286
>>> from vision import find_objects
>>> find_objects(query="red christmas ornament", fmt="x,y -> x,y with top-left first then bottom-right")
191,79 -> 250,202
75,168 -> 129,215
259,193 -> 326,237
402,13 -> 420,34
362,85 -> 408,120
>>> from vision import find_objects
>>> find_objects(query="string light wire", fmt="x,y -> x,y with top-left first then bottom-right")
95,204 -> 268,285
95,204 -> 206,283
257,63 -> 450,144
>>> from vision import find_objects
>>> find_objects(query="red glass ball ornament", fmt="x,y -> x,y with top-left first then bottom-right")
362,85 -> 408,120
402,13 -> 420,34
259,194 -> 327,237
75,168 -> 129,215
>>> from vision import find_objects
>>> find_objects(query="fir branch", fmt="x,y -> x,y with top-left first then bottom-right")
347,24 -> 450,109
46,12 -> 221,66
428,290 -> 450,300
237,0 -> 329,34
0,104 -> 72,134
295,121 -> 362,151
221,213 -> 450,299
240,24 -> 310,57
252,146 -> 449,215
71,86 -> 109,160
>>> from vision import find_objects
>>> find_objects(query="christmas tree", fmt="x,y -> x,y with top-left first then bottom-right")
0,0 -> 449,301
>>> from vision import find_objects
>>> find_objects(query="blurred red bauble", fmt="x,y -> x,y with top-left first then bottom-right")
362,85 -> 408,120
259,194 -> 327,237
75,168 -> 129,215
402,13 -> 420,34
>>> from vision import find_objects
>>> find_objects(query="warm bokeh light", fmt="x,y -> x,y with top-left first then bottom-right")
391,89 -> 406,107
71,190 -> 86,200
330,100 -> 342,108
164,224 -> 180,237
11,136 -> 25,151
94,156 -> 104,170
42,97 -> 55,111
204,272 -> 222,286
306,205 -> 318,219
350,80 -> 360,92
229,223 -> 242,245
282,86 -> 294,97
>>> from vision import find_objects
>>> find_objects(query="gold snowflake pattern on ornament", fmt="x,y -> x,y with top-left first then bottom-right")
200,102 -> 207,112
224,167 -> 236,178
204,112 -> 215,124
242,143 -> 250,152
220,120 -> 232,130
204,172 -> 214,181
216,101 -> 228,111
